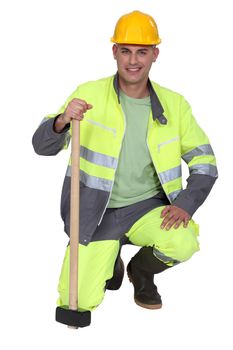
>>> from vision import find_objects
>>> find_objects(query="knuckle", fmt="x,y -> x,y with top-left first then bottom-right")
78,99 -> 87,105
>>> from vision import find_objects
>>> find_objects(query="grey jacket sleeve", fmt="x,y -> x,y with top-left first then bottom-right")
172,173 -> 217,216
32,116 -> 70,156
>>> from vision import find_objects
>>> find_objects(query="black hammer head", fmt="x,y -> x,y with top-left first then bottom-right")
56,306 -> 91,328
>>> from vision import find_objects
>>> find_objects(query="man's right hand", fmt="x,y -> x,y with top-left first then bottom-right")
54,98 -> 93,133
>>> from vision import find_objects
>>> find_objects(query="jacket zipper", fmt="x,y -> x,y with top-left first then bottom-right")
97,110 -> 127,226
146,121 -> 171,204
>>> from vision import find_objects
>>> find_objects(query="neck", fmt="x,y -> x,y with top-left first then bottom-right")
118,76 -> 149,98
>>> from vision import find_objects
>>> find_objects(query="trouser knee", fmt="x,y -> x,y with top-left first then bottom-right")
153,224 -> 200,264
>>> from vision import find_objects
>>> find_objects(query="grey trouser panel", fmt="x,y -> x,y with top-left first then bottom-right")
91,191 -> 169,243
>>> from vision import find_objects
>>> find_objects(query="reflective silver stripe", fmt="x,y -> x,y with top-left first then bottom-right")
159,165 -> 182,184
153,248 -> 180,265
189,164 -> 218,177
86,118 -> 116,137
80,146 -> 117,169
182,144 -> 214,164
168,189 -> 182,202
66,166 -> 112,192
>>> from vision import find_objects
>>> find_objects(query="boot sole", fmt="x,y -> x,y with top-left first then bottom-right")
127,270 -> 162,310
134,299 -> 162,310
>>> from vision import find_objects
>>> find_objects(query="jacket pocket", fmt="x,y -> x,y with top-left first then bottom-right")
158,136 -> 180,153
86,118 -> 116,137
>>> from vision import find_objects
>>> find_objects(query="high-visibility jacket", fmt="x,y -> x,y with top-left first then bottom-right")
32,74 -> 218,245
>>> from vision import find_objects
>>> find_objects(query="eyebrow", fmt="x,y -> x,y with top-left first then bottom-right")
120,47 -> 149,52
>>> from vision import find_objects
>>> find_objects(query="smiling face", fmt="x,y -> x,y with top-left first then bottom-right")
112,44 -> 159,87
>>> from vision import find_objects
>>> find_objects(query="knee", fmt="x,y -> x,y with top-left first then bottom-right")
154,223 -> 199,264
169,224 -> 200,262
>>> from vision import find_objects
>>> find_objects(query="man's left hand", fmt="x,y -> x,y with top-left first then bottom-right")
160,205 -> 191,230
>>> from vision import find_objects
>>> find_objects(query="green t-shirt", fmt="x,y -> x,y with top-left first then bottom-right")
107,90 -> 162,208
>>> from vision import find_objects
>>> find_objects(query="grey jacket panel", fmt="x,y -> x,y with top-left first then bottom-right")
32,117 -> 70,156
172,173 -> 217,216
60,176 -> 109,245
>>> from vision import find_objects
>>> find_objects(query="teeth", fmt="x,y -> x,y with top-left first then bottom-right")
127,68 -> 140,71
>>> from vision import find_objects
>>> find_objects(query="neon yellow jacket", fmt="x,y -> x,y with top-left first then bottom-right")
32,74 -> 218,244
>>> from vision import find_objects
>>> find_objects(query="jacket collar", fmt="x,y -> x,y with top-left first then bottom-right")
113,73 -> 167,125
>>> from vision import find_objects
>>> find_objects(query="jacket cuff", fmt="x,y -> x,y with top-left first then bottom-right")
172,174 -> 217,216
172,191 -> 198,217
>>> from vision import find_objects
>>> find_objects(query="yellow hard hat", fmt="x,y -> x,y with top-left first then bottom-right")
111,10 -> 161,45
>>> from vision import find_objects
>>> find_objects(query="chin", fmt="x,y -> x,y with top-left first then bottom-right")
121,73 -> 144,85
127,76 -> 146,85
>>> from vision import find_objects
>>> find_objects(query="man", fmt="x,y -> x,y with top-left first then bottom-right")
32,11 -> 217,312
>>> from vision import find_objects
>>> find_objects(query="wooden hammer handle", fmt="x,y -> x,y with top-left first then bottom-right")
69,119 -> 80,311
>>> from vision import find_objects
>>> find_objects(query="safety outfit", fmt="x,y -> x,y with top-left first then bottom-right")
32,74 -> 218,311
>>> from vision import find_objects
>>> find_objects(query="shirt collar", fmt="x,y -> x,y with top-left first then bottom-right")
113,72 -> 167,125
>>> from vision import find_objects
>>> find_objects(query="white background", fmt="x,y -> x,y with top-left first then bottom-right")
0,0 -> 232,349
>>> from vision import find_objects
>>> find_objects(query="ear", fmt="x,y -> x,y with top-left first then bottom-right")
112,44 -> 118,60
152,47 -> 159,62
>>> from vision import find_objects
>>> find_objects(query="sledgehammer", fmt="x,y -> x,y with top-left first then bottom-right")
56,119 -> 91,328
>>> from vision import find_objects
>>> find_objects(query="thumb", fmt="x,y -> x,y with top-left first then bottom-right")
87,104 -> 93,109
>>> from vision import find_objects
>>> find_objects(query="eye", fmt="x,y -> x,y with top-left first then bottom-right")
121,49 -> 130,55
138,50 -> 147,56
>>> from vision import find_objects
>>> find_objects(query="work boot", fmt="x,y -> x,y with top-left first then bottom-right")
127,247 -> 171,309
106,255 -> 124,290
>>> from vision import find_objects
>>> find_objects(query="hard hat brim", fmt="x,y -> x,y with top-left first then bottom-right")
110,38 -> 161,45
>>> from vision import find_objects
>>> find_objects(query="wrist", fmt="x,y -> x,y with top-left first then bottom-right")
53,114 -> 69,133
54,114 -> 68,133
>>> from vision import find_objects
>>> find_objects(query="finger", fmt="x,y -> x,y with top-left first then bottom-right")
70,100 -> 89,114
164,216 -> 178,230
72,104 -> 88,113
70,111 -> 84,121
76,100 -> 92,111
174,218 -> 183,229
160,212 -> 175,229
76,115 -> 84,120
72,104 -> 88,117
183,217 -> 190,228
160,206 -> 171,218
72,98 -> 88,107
72,115 -> 84,121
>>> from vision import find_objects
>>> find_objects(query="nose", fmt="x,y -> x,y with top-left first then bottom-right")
129,52 -> 137,65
